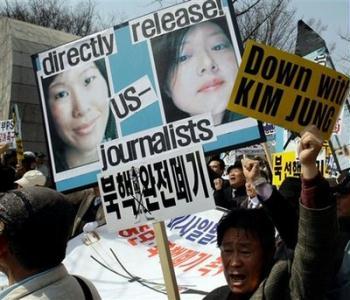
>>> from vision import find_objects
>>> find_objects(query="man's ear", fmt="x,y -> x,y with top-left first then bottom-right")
0,221 -> 9,256
0,235 -> 9,257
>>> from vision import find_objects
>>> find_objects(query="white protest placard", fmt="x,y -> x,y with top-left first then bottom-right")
0,119 -> 15,144
32,0 -> 264,192
64,209 -> 226,299
98,144 -> 215,232
98,114 -> 216,172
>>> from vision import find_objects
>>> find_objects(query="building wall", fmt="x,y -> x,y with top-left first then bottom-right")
0,17 -> 77,157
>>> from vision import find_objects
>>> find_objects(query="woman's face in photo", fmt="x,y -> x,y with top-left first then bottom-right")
167,21 -> 237,124
48,62 -> 110,152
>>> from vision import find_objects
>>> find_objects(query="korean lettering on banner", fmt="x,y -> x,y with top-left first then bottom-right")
98,145 -> 215,232
272,151 -> 298,187
116,209 -> 225,276
167,215 -> 217,246
118,211 -> 221,247
147,241 -> 223,276
0,119 -> 15,144
272,150 -> 326,186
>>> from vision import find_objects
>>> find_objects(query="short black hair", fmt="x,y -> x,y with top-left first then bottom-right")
226,161 -> 243,174
0,187 -> 75,270
41,58 -> 117,172
0,166 -> 16,192
217,208 -> 275,275
279,177 -> 301,209
208,156 -> 225,171
152,16 -> 233,123
331,174 -> 350,197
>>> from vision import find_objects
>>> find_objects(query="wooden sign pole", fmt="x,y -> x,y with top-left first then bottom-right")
154,221 -> 180,300
261,142 -> 273,172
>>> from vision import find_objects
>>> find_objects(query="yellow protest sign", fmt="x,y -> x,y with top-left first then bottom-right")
227,40 -> 350,140
272,151 -> 298,187
272,150 -> 327,187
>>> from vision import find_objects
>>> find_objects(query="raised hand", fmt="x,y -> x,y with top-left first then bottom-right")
298,125 -> 323,179
242,158 -> 260,184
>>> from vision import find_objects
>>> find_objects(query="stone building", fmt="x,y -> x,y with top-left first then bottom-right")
0,17 -> 77,154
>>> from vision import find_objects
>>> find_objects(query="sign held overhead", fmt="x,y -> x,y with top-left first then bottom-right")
227,40 -> 350,140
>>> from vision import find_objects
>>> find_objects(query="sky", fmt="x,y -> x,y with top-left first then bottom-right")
70,0 -> 349,74
291,0 -> 349,73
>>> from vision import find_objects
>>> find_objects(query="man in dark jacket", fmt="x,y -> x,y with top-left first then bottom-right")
205,126 -> 340,300
0,187 -> 101,299
214,161 -> 247,210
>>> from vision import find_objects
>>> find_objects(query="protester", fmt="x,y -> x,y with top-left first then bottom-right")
213,161 -> 247,209
35,152 -> 49,178
0,165 -> 16,192
278,176 -> 302,212
239,182 -> 261,209
208,156 -> 226,177
1,148 -> 17,171
327,174 -> 350,299
334,175 -> 350,220
15,151 -> 36,180
35,152 -> 53,187
243,154 -> 350,299
207,156 -> 229,190
69,185 -> 105,237
238,165 -> 271,209
0,187 -> 101,299
204,125 -> 340,299
15,169 -> 46,188
42,59 -> 117,172
152,16 -> 244,125
242,159 -> 298,251
0,146 -> 16,192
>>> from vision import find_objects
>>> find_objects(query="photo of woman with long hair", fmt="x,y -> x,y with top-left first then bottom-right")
152,16 -> 244,125
42,59 -> 117,173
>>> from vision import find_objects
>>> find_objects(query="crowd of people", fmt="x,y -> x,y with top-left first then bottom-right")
206,126 -> 350,299
0,145 -> 104,298
0,126 -> 349,299
0,148 -> 47,192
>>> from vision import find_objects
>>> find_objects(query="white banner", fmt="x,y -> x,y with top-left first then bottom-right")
0,119 -> 15,144
32,0 -> 264,192
64,209 -> 226,299
98,145 -> 216,231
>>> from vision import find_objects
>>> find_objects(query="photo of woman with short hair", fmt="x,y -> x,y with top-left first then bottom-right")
42,59 -> 117,173
152,16 -> 244,125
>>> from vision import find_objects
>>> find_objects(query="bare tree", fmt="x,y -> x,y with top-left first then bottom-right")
150,0 -> 298,52
339,34 -> 350,74
234,0 -> 297,51
0,0 -> 98,36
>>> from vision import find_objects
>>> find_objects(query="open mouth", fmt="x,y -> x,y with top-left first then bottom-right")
229,274 -> 246,286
